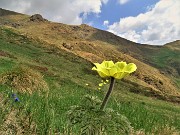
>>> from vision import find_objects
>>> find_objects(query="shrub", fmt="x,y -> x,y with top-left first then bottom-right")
67,95 -> 132,135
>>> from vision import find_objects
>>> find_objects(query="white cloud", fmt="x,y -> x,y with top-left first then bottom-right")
103,20 -> 109,26
0,0 -> 108,25
86,21 -> 94,26
108,0 -> 180,45
118,0 -> 131,5
102,0 -> 109,4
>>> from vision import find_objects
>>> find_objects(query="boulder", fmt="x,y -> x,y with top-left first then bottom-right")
30,14 -> 46,22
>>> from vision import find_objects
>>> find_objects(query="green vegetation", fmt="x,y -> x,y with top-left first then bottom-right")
174,78 -> 180,90
149,47 -> 180,69
0,27 -> 180,134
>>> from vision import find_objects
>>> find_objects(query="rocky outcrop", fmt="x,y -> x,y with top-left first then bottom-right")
62,42 -> 73,50
29,14 -> 47,22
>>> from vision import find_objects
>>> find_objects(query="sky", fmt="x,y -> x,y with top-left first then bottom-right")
0,0 -> 180,45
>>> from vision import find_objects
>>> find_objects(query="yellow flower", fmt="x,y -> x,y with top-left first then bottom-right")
92,60 -> 117,78
99,83 -> 104,87
92,60 -> 137,79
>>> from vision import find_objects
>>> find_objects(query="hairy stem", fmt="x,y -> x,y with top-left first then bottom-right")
100,77 -> 115,110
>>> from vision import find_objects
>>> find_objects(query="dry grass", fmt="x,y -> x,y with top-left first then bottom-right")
0,94 -> 37,135
0,66 -> 48,94
131,126 -> 179,135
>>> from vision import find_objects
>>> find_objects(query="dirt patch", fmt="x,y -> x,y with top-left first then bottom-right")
30,65 -> 48,72
0,94 -> 36,135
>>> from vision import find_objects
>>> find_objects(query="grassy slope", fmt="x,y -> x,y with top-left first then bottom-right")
4,19 -> 178,99
0,25 -> 180,134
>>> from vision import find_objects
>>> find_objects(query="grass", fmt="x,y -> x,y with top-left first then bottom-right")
174,78 -> 180,90
0,58 -> 15,73
110,100 -> 180,133
0,82 -> 179,134
149,47 -> 180,69
0,26 -> 180,134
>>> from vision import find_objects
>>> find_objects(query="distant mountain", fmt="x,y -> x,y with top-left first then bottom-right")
165,40 -> 180,50
0,8 -> 179,102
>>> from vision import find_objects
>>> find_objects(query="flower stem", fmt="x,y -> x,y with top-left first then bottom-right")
100,77 -> 115,111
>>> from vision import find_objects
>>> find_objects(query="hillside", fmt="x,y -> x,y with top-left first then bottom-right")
0,8 -> 179,100
0,8 -> 180,134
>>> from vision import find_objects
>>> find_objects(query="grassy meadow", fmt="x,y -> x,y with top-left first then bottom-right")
0,27 -> 180,134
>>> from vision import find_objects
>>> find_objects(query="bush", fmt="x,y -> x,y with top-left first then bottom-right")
66,95 -> 132,135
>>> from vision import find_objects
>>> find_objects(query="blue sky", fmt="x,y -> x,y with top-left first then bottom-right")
1,0 -> 179,45
83,0 -> 159,30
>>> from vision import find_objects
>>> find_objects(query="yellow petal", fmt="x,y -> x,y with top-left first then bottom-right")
99,83 -> 103,87
92,67 -> 97,70
124,63 -> 137,73
106,79 -> 109,82
93,63 -> 109,77
101,68 -> 110,75
97,71 -> 108,78
115,61 -> 127,71
113,72 -> 129,79
102,60 -> 115,68
109,67 -> 117,76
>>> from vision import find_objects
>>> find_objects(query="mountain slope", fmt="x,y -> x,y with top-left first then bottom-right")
0,8 -> 179,101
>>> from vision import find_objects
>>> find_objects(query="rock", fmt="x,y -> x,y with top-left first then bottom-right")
3,21 -> 11,25
143,76 -> 153,85
62,42 -> 73,50
159,80 -> 163,85
11,23 -> 22,28
72,26 -> 80,31
29,14 -> 46,22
